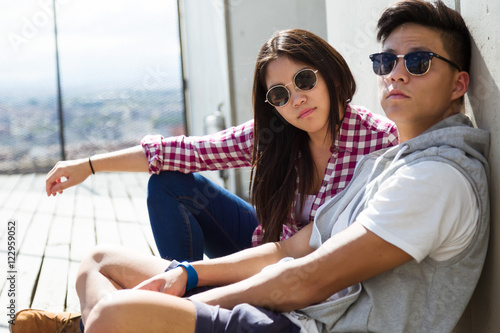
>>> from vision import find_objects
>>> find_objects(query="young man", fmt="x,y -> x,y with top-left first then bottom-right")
12,0 -> 489,332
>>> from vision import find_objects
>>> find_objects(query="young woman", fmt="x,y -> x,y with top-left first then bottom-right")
46,29 -> 398,262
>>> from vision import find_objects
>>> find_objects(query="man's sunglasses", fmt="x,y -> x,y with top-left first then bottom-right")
369,51 -> 461,76
265,68 -> 318,107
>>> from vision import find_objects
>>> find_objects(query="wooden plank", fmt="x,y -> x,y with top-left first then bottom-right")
95,219 -> 121,246
70,216 -> 95,262
140,223 -> 160,257
14,175 -> 45,246
121,173 -> 150,225
106,173 -> 129,198
13,179 -> 54,313
65,261 -> 81,313
17,212 -> 52,258
54,185 -> 76,220
89,173 -> 109,197
92,174 -> 121,246
92,174 -> 116,222
30,213 -> 72,310
118,173 -> 159,255
34,189 -> 59,217
0,173 -> 43,278
46,214 -> 73,259
0,174 -> 36,225
30,244 -> 69,311
107,173 -> 138,224
0,218 -> 19,330
16,177 -> 55,258
0,209 -> 36,297
130,196 -> 150,225
30,181 -> 74,310
111,196 -> 137,223
118,221 -> 152,254
73,178 -> 94,219
71,179 -> 96,261
134,172 -> 151,195
0,171 -> 166,327
16,254 -> 44,310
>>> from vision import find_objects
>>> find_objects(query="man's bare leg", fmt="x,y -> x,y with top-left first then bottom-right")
84,289 -> 196,333
75,244 -> 172,325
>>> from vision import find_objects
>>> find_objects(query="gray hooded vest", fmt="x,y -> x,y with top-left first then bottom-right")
290,114 -> 490,332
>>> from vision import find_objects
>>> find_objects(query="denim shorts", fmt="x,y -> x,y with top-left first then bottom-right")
191,300 -> 300,333
167,261 -> 300,333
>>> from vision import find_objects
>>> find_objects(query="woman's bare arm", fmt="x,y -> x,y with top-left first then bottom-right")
45,145 -> 149,196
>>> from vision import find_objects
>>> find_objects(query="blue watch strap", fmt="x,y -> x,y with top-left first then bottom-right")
176,261 -> 199,291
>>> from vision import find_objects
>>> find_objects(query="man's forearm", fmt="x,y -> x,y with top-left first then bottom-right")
190,222 -> 413,313
190,254 -> 320,312
191,242 -> 286,287
191,223 -> 315,290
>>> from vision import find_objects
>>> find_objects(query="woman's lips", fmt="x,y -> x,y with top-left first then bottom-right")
299,108 -> 315,119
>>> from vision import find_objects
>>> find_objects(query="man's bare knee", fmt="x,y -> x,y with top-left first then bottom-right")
76,245 -> 123,294
84,292 -> 121,333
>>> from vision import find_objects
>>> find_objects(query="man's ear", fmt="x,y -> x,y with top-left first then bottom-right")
452,71 -> 470,100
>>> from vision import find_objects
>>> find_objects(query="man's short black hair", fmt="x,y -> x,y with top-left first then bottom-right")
376,0 -> 471,73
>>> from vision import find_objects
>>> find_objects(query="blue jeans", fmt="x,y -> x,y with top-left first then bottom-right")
147,171 -> 259,261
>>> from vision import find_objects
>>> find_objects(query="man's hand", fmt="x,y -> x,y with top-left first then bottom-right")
133,268 -> 188,297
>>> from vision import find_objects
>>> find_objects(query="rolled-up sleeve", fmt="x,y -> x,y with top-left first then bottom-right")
141,119 -> 254,175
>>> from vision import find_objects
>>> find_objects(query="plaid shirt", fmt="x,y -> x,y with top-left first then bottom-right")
142,105 -> 398,246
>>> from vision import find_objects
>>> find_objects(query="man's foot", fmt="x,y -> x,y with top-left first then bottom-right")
9,309 -> 82,333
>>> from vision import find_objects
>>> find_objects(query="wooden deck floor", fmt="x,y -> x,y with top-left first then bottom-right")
0,172 -> 157,332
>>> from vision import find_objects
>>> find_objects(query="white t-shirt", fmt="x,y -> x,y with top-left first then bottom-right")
355,161 -> 478,262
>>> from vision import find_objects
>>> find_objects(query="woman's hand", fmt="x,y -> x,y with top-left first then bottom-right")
133,268 -> 188,297
45,146 -> 149,197
45,158 -> 92,196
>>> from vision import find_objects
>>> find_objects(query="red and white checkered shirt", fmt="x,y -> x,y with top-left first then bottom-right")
141,104 -> 398,246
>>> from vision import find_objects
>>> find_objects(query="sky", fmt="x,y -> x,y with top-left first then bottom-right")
0,0 -> 182,99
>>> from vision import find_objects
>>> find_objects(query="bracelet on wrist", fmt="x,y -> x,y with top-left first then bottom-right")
88,157 -> 95,175
175,261 -> 198,291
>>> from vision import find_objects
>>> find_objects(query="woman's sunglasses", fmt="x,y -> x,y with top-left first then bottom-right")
265,68 -> 318,108
369,51 -> 461,76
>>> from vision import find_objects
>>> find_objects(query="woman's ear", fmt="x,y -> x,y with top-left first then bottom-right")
452,71 -> 470,101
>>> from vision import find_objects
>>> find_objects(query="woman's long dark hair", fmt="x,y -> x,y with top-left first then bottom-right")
250,29 -> 356,243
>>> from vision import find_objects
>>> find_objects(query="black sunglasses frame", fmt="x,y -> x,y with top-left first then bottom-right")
265,69 -> 318,108
369,51 -> 461,76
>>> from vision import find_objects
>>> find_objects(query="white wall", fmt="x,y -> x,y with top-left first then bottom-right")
460,1 -> 500,331
326,0 -> 500,331
178,0 -> 231,137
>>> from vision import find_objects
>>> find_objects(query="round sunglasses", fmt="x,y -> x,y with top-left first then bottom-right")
369,51 -> 461,76
265,68 -> 318,107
